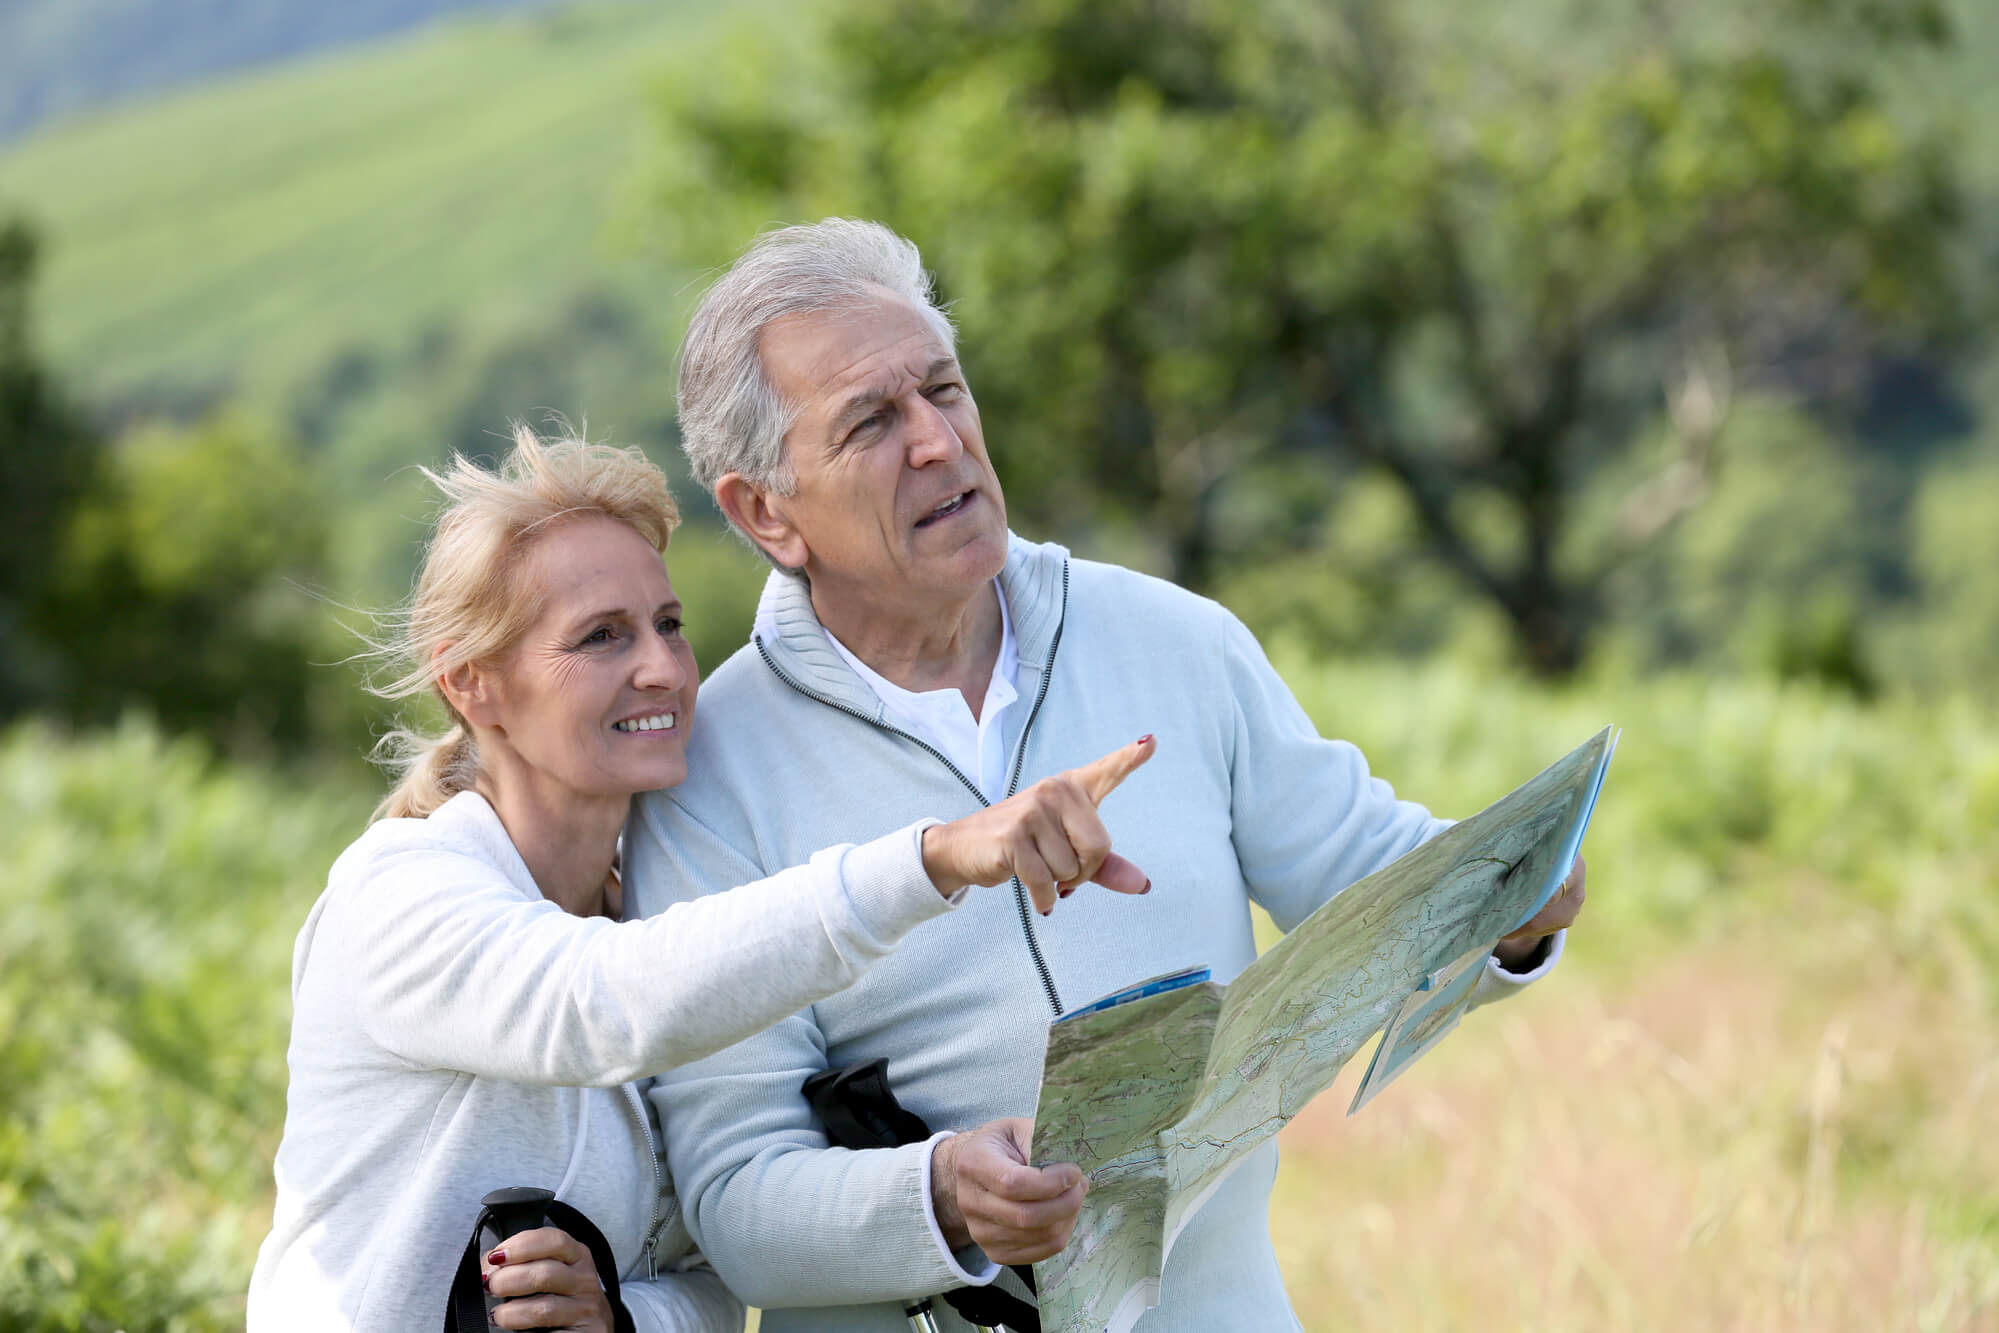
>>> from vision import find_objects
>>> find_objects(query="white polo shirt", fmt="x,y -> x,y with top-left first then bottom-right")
823,582 -> 1021,803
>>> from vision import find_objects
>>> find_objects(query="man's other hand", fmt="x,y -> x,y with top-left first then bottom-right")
1494,854 -> 1586,969
930,1118 -> 1086,1265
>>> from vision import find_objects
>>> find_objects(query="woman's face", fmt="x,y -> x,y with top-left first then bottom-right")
482,515 -> 699,801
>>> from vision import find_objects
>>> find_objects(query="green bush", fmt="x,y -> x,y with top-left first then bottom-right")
0,719 -> 367,1331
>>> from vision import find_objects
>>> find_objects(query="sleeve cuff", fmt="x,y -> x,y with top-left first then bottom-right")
920,1131 -> 1002,1288
836,819 -> 957,951
1483,927 -> 1566,986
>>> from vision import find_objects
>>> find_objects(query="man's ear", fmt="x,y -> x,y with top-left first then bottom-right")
435,648 -> 502,730
715,472 -> 809,571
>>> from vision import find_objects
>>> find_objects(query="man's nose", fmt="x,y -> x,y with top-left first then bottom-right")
904,395 -> 964,467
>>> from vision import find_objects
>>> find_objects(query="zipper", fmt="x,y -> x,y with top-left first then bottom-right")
999,562 -> 1068,1016
622,1080 -> 669,1279
751,561 -> 1072,1017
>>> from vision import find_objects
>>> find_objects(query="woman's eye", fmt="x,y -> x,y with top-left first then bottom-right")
656,617 -> 684,637
582,626 -> 615,646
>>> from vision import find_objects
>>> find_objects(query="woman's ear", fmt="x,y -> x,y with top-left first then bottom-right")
435,648 -> 502,730
715,472 -> 809,571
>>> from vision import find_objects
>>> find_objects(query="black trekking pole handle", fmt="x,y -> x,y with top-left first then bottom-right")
481,1186 -> 557,1331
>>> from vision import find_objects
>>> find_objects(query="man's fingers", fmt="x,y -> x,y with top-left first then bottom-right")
1071,734 -> 1155,806
1502,857 -> 1587,940
969,1177 -> 1087,1231
975,1155 -> 1083,1201
953,1121 -> 1087,1265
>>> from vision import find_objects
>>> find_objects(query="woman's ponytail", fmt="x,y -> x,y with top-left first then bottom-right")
371,722 -> 480,821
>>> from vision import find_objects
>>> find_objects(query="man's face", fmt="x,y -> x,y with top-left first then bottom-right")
754,293 -> 1009,616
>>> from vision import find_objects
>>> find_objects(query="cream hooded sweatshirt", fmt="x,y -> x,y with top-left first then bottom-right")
248,790 -> 954,1332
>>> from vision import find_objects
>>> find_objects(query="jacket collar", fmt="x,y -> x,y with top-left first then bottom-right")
751,531 -> 1070,712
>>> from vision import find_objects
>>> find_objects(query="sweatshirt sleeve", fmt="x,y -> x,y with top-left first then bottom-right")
1218,610 -> 1452,932
320,817 -> 952,1085
628,793 -> 986,1309
1218,609 -> 1563,1004
647,1017 -> 981,1308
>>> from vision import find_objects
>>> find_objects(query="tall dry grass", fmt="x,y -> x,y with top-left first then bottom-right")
1262,655 -> 1999,1332
1272,908 -> 1998,1331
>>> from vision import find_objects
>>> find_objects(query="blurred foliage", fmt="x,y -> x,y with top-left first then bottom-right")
0,228 -> 353,754
0,0 -> 1987,734
646,0 -> 1984,678
0,217 -> 100,711
0,720 -> 370,1331
30,409 -> 340,754
5,662 -> 1994,1324
0,206 -> 763,761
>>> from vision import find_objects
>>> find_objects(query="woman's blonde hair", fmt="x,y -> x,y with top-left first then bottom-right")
367,423 -> 679,821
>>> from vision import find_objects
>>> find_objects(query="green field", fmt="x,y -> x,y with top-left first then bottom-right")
0,0 -> 711,401
5,659 -> 1993,1329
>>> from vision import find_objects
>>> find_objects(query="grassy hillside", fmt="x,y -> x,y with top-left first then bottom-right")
0,0 -> 548,145
0,0 -> 716,403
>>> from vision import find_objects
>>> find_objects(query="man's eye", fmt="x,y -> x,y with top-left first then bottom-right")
926,382 -> 963,402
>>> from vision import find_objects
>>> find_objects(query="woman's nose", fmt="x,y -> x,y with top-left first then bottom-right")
634,630 -> 685,689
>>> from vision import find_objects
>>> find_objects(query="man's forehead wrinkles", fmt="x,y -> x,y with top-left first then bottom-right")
812,334 -> 939,395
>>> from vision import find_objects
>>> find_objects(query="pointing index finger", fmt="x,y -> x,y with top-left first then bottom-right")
1073,734 -> 1155,806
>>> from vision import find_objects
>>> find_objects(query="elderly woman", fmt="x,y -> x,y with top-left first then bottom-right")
246,427 -> 1152,1332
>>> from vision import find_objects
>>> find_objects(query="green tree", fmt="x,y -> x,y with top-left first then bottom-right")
0,215 -> 100,711
645,0 -> 1972,675
37,410 -> 334,753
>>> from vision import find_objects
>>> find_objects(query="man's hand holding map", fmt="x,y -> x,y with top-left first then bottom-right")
1028,727 -> 1619,1333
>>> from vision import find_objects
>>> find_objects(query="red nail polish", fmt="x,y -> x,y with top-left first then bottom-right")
480,1271 -> 491,1290
1140,880 -> 1152,894
1137,734 -> 1153,746
1058,885 -> 1074,898
488,1249 -> 506,1266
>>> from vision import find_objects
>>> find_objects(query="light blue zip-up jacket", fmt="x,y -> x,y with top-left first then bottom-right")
629,535 -> 1554,1332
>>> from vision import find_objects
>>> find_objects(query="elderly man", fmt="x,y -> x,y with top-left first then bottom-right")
625,219 -> 1580,1332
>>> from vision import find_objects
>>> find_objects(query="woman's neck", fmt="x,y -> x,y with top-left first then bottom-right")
472,752 -> 627,918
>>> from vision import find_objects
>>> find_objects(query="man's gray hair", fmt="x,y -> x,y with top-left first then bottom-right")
676,218 -> 957,499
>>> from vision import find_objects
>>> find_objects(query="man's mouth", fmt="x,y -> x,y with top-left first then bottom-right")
613,712 -> 676,733
914,491 -> 972,529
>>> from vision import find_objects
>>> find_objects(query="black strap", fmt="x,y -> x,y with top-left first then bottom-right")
803,1059 -> 1043,1332
446,1195 -> 636,1333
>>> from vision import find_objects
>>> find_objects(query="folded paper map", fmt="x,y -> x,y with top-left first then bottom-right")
1028,727 -> 1618,1333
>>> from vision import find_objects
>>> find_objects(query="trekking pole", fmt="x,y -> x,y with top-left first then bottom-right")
479,1187 -> 557,1331
448,1186 -> 560,1333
